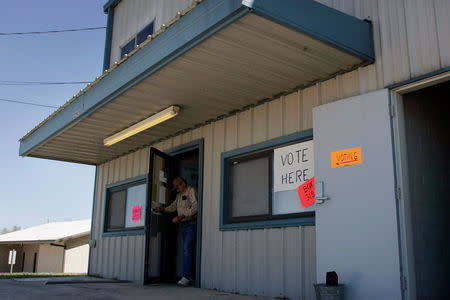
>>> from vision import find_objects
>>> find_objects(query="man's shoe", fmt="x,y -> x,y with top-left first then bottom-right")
177,277 -> 190,286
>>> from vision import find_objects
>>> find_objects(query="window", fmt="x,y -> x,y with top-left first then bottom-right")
105,178 -> 146,233
221,132 -> 315,229
228,151 -> 271,222
120,21 -> 154,59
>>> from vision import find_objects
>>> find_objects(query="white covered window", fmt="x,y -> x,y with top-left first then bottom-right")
105,179 -> 146,232
223,137 -> 314,225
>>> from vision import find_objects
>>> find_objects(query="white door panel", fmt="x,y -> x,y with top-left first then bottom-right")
313,89 -> 402,300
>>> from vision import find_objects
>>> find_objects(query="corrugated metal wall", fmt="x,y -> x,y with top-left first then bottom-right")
89,148 -> 149,282
90,91 -> 318,298
90,0 -> 450,298
110,0 -> 192,65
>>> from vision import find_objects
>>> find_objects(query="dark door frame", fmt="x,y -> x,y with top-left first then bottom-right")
143,139 -> 204,287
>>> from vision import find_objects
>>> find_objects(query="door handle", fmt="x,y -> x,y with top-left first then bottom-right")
315,181 -> 329,204
316,196 -> 329,204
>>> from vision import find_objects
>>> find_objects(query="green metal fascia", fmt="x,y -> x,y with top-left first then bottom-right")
19,0 -> 246,158
19,0 -> 375,160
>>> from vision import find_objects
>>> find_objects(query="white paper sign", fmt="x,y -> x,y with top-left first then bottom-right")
273,140 -> 314,192
158,186 -> 167,204
8,250 -> 16,265
159,170 -> 167,183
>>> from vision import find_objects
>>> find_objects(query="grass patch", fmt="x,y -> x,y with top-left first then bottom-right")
0,273 -> 87,279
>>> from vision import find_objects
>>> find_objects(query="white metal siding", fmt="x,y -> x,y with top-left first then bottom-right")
90,90 -> 318,298
315,0 -> 450,87
110,0 -> 192,65
88,0 -> 450,298
89,148 -> 148,282
64,235 -> 89,273
111,0 -> 450,88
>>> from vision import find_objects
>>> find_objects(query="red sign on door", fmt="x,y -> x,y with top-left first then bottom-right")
297,177 -> 315,209
132,206 -> 141,221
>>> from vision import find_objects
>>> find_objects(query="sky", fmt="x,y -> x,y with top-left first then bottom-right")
0,1 -> 107,230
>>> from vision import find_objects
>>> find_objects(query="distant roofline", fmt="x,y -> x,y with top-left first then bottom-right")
0,231 -> 89,245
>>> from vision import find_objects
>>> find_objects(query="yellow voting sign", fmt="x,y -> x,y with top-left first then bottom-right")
331,147 -> 362,168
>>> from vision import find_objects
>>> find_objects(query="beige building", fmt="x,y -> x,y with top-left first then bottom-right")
0,220 -> 90,273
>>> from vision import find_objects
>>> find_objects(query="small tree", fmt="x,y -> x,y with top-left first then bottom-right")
0,226 -> 21,234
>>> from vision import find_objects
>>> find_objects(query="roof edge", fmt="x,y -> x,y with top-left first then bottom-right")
57,231 -> 90,242
19,0 -> 375,162
103,0 -> 121,13
0,240 -> 56,245
242,0 -> 375,62
19,0 -> 246,158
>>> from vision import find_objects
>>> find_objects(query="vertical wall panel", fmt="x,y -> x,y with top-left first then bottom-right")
224,115 -> 238,152
200,124 -> 214,289
303,226 -> 317,300
191,127 -> 203,141
283,227 -> 302,299
359,0 -> 384,91
181,131 -> 193,145
237,110 -> 252,148
404,0 -> 440,77
236,230 -> 250,295
211,120 -> 225,287
284,92 -> 300,135
172,135 -> 182,148
222,231 -> 237,292
222,115 -> 238,292
252,104 -> 267,144
302,85 -> 319,130
341,70 -> 361,99
377,0 -> 411,85
434,0 -> 450,67
319,78 -> 338,105
268,98 -> 283,139
248,229 -> 265,296
265,229 -> 284,298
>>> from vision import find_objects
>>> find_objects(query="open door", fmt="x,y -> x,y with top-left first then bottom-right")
144,147 -> 174,284
313,89 -> 402,299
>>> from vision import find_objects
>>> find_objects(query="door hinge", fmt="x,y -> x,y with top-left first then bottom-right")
401,275 -> 408,291
396,187 -> 402,201
390,103 -> 396,118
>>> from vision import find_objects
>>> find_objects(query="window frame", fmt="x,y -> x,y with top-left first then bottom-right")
220,129 -> 315,231
120,20 -> 155,59
103,175 -> 147,237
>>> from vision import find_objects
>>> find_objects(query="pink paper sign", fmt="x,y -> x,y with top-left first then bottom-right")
297,177 -> 315,209
132,206 -> 141,221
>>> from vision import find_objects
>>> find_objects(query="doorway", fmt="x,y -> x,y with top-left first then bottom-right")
144,140 -> 203,287
394,80 -> 449,299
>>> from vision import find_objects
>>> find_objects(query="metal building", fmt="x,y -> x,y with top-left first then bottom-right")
19,0 -> 449,299
0,220 -> 90,273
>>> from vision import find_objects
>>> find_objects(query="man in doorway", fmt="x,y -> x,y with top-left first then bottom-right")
153,177 -> 197,286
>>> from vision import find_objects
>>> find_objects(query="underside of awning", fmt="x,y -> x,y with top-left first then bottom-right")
19,0 -> 374,165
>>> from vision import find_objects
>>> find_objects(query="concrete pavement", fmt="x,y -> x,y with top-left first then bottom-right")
0,277 -> 276,300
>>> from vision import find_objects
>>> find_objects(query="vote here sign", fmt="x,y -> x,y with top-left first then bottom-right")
274,140 -> 314,192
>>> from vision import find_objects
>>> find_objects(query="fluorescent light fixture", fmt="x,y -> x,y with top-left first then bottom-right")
104,105 -> 180,146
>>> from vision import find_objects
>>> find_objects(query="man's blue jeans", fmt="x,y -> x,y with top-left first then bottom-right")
179,220 -> 196,280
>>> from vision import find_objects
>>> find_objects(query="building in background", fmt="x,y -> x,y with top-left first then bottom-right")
0,219 -> 90,273
17,0 -> 449,299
